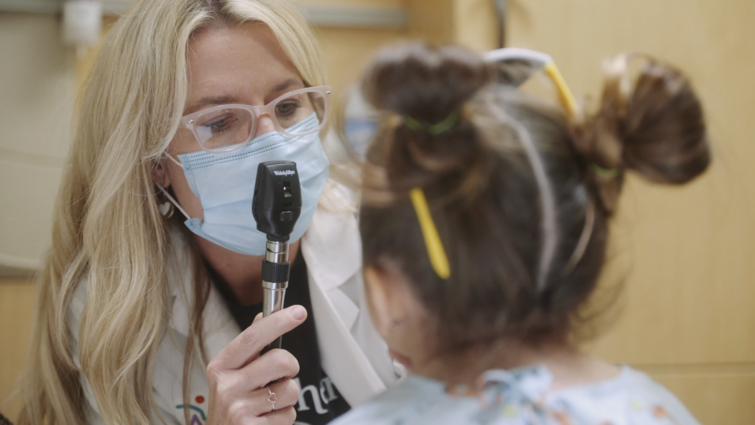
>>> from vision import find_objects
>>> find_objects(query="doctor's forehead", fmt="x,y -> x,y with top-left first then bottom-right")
184,22 -> 304,114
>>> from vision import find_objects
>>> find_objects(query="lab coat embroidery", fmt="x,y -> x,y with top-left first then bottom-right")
175,395 -> 208,425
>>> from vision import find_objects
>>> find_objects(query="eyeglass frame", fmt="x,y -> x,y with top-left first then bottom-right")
179,85 -> 332,153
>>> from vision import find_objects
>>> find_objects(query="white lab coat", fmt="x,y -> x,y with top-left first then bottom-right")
68,180 -> 402,424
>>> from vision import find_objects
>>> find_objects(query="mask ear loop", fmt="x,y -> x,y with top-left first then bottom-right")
155,153 -> 191,220
487,49 -> 587,289
165,153 -> 184,169
155,184 -> 191,220
542,60 -> 597,278
561,198 -> 595,278
503,115 -> 558,292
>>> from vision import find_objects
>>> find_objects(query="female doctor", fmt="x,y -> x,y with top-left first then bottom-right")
18,0 -> 400,424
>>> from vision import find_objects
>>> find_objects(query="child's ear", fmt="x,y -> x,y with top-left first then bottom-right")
364,265 -> 420,335
364,267 -> 393,335
151,159 -> 171,188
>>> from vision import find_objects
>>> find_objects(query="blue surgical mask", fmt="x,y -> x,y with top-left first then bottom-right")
160,114 -> 329,255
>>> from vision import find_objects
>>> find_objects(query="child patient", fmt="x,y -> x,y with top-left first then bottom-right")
332,43 -> 709,424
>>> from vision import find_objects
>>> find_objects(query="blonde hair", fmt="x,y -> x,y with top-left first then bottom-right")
18,1 -> 325,424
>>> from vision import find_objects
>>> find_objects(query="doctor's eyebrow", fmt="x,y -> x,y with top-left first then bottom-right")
185,95 -> 239,115
268,78 -> 305,97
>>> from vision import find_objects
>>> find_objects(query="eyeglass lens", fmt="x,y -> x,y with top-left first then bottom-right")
193,90 -> 327,151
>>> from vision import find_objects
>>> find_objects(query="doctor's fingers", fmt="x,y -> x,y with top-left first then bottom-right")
210,350 -> 299,398
210,305 -> 308,371
237,349 -> 301,391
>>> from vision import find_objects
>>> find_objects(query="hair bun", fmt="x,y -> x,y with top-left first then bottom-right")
361,42 -> 492,122
620,57 -> 710,184
590,54 -> 710,184
358,42 -> 495,199
579,54 -> 711,212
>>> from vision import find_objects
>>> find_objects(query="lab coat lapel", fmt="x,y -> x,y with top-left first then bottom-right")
301,182 -> 362,326
302,187 -> 362,294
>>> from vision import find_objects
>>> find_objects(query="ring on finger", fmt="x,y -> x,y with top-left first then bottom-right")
267,387 -> 277,411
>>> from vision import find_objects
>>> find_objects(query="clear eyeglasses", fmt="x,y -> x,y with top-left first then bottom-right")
180,86 -> 332,153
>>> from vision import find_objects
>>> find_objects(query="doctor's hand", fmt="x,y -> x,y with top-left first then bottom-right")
205,305 -> 307,425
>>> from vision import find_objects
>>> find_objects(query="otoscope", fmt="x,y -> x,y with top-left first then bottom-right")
252,161 -> 302,352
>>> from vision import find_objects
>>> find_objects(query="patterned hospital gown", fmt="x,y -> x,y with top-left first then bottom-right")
329,365 -> 701,425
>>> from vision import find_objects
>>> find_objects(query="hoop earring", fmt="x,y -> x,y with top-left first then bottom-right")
156,189 -> 174,219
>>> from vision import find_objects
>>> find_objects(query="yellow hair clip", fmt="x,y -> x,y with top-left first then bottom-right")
484,48 -> 580,118
543,62 -> 579,118
409,188 -> 451,279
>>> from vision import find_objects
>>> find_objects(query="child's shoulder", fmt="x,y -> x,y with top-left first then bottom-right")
330,366 -> 701,425
519,365 -> 701,425
588,366 -> 701,425
328,375 -> 470,425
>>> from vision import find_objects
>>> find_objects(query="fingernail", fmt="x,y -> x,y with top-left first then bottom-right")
290,306 -> 306,320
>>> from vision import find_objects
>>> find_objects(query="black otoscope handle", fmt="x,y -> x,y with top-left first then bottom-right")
260,253 -> 290,355
252,161 -> 302,355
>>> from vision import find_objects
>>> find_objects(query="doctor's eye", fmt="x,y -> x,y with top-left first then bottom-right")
194,109 -> 253,148
200,113 -> 239,135
275,100 -> 302,118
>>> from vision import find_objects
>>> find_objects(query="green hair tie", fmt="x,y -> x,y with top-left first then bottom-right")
404,113 -> 459,135
590,163 -> 623,178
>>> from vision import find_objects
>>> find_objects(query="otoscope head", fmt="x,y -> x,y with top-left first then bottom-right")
252,161 -> 303,241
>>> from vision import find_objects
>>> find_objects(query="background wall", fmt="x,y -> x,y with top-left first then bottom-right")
1,0 -> 753,423
498,1 -> 755,423
0,12 -> 77,420
0,12 -> 75,274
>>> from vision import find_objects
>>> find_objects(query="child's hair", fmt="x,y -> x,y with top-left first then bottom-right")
358,42 -> 710,354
